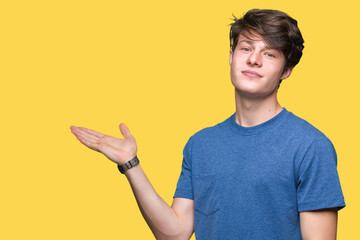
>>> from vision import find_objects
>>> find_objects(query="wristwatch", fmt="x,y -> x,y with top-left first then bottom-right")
117,156 -> 140,174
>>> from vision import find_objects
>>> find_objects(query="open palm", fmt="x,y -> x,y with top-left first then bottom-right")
70,123 -> 137,165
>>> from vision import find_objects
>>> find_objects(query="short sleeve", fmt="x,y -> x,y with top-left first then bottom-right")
173,137 -> 194,200
296,137 -> 345,212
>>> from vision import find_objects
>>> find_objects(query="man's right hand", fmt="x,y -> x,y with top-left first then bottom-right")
71,123 -> 195,239
70,123 -> 137,165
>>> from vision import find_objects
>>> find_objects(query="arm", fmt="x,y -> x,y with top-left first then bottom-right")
70,124 -> 194,239
299,207 -> 338,240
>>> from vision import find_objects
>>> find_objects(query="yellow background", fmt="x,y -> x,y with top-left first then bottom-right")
1,0 -> 358,239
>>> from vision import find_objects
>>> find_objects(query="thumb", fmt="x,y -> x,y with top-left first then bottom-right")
119,123 -> 133,139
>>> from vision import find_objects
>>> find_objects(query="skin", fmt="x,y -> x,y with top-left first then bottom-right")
300,208 -> 338,240
70,124 -> 194,239
229,31 -> 292,127
70,31 -> 339,239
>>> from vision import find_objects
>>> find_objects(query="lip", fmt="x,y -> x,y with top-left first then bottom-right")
241,70 -> 262,78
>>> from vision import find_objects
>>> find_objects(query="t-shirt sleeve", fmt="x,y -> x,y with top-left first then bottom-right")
296,136 -> 346,212
173,137 -> 194,200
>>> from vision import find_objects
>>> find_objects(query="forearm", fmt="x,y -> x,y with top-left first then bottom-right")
70,125 -> 191,239
125,165 -> 186,239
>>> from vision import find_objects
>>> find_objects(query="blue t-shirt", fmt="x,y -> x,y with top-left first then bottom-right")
174,108 -> 345,240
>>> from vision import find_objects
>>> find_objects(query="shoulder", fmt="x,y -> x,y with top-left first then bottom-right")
283,110 -> 337,164
284,110 -> 331,144
190,115 -> 233,141
184,115 -> 234,150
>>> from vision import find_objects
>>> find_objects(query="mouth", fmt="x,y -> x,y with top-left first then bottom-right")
241,70 -> 262,78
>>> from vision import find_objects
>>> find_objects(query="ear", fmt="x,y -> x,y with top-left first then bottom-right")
280,67 -> 293,80
229,49 -> 233,65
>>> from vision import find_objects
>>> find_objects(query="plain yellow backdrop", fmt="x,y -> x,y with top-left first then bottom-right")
1,0 -> 358,239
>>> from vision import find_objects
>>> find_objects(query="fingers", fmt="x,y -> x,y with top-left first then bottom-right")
70,126 -> 100,151
77,134 -> 100,151
77,127 -> 105,138
119,123 -> 133,139
71,127 -> 103,140
78,128 -> 100,142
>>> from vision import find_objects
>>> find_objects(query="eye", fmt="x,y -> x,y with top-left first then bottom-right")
240,47 -> 250,52
265,52 -> 275,58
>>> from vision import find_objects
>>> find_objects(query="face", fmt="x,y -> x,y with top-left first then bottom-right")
229,31 -> 292,99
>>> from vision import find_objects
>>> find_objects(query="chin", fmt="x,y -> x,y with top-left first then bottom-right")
234,84 -> 260,94
235,87 -> 277,100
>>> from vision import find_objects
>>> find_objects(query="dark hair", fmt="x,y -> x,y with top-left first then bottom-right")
230,9 -> 304,73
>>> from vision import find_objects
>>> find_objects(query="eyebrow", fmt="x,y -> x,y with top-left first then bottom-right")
238,40 -> 257,45
238,39 -> 278,51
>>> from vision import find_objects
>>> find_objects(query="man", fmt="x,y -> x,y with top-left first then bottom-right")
70,9 -> 345,239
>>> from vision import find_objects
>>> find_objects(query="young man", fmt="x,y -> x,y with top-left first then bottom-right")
71,9 -> 345,240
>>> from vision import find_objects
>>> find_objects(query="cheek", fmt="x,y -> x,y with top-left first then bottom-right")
230,57 -> 245,74
267,63 -> 284,79
230,67 -> 242,85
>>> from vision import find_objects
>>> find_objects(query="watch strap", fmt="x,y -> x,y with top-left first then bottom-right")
117,156 -> 139,174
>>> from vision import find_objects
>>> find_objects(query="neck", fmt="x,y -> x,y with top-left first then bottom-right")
234,90 -> 283,127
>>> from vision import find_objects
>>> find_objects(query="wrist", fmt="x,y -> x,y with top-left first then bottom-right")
117,156 -> 140,174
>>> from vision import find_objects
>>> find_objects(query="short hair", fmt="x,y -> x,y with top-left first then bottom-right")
229,9 -> 305,73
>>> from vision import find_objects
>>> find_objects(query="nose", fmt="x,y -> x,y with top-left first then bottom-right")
247,51 -> 262,67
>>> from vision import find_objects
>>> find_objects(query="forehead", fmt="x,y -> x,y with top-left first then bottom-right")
237,31 -> 274,49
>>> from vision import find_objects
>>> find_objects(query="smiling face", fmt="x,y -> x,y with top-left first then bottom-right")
229,31 -> 293,100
